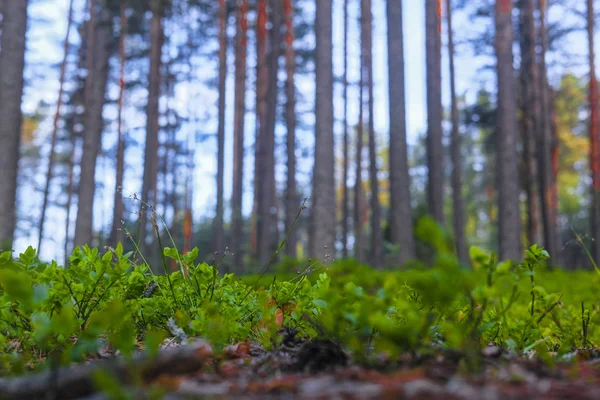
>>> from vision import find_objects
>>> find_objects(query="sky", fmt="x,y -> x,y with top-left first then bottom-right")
13,0 -> 592,261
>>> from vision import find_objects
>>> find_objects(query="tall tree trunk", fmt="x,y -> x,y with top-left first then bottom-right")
495,0 -> 522,260
309,0 -> 335,262
38,0 -> 74,253
362,0 -> 382,266
262,0 -> 282,262
74,3 -> 112,248
550,87 -> 559,253
538,0 -> 558,262
231,0 -> 248,271
518,0 -> 542,248
0,0 -> 28,251
139,4 -> 164,259
252,0 -> 268,262
587,0 -> 600,264
214,0 -> 227,254
341,0 -> 350,259
284,0 -> 298,258
425,0 -> 444,225
354,116 -> 365,261
446,0 -> 467,264
110,2 -> 127,247
387,0 -> 414,265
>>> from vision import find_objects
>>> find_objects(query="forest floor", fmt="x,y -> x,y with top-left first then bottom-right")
5,333 -> 600,400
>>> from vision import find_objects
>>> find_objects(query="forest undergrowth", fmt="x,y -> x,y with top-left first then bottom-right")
1,215 -> 600,398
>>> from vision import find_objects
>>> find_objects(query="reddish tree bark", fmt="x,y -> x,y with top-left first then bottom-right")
588,0 -> 600,263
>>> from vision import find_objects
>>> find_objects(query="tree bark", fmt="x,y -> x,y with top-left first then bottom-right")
362,0 -> 383,267
538,0 -> 559,263
73,3 -> 112,248
139,4 -> 164,259
262,0 -> 283,262
425,0 -> 444,225
495,0 -> 522,260
252,0 -> 268,262
309,0 -> 336,262
38,0 -> 75,254
587,0 -> 600,264
110,2 -> 127,247
446,0 -> 468,265
387,0 -> 414,266
341,0 -> 350,259
518,0 -> 542,249
284,0 -> 298,258
0,0 -> 28,250
231,0 -> 248,271
214,0 -> 228,254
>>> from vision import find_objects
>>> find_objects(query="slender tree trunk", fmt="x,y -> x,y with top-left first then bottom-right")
518,0 -> 542,248
425,0 -> 444,225
231,0 -> 248,271
341,0 -> 350,259
309,0 -> 335,262
587,0 -> 600,264
446,0 -> 467,264
74,4 -> 112,248
387,0 -> 414,265
362,0 -> 382,266
538,0 -> 558,262
214,0 -> 227,254
139,5 -> 164,259
495,0 -> 522,260
284,0 -> 297,258
550,88 -> 560,256
110,3 -> 127,247
262,0 -> 282,263
354,76 -> 365,261
38,0 -> 74,253
252,0 -> 268,261
0,0 -> 28,250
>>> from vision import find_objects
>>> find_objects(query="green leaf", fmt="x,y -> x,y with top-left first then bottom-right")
312,299 -> 328,309
0,269 -> 33,306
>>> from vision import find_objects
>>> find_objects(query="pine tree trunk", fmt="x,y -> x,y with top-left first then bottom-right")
518,0 -> 542,249
446,0 -> 467,265
74,3 -> 112,248
139,5 -> 164,260
252,0 -> 268,262
587,0 -> 600,264
425,0 -> 444,225
309,0 -> 335,262
231,0 -> 248,271
538,0 -> 558,263
341,0 -> 350,259
214,0 -> 227,254
354,72 -> 365,262
38,0 -> 74,253
495,0 -> 522,260
387,0 -> 414,265
284,0 -> 298,258
0,0 -> 28,250
110,3 -> 127,247
362,0 -> 383,267
262,0 -> 282,263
